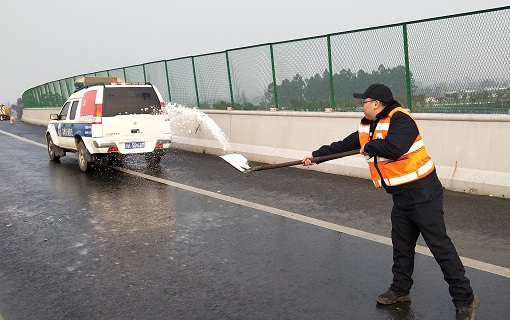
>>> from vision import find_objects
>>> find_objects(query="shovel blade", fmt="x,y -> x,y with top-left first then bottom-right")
220,153 -> 256,173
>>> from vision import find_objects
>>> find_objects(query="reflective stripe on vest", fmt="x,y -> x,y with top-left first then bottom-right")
358,107 -> 435,188
365,139 -> 424,163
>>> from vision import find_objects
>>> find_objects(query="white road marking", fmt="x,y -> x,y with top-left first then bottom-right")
0,129 -> 47,148
3,129 -> 510,278
116,167 -> 510,279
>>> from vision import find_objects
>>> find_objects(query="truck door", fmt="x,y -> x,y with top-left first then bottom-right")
59,100 -> 80,148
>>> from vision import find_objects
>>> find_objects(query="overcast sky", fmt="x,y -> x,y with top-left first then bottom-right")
1,0 -> 509,105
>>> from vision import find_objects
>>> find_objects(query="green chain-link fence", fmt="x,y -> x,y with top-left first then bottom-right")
22,6 -> 510,114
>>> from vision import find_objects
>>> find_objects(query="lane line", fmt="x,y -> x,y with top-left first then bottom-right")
0,129 -> 46,148
116,167 -> 510,279
3,129 -> 510,278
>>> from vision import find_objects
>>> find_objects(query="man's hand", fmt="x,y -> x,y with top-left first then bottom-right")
360,143 -> 367,155
302,154 -> 315,166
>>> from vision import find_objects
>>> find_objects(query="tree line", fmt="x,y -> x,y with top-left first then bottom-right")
211,64 -> 416,111
5,98 -> 24,119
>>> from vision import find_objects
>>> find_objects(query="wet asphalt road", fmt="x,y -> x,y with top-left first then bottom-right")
0,121 -> 509,320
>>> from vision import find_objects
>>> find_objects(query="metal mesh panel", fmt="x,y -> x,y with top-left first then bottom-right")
95,71 -> 109,77
330,27 -> 406,111
42,85 -> 48,105
39,84 -> 49,107
57,80 -> 68,101
51,81 -> 64,106
167,58 -> 196,107
38,87 -> 44,106
228,45 -> 273,110
409,10 -> 510,113
24,88 -> 39,108
124,65 -> 145,82
21,7 -> 510,112
43,85 -> 50,105
34,90 -> 40,107
64,78 -> 75,96
21,90 -> 29,107
36,87 -> 42,106
35,89 -> 41,106
33,87 -> 39,106
50,82 -> 60,106
273,37 -> 330,111
50,84 -> 58,106
108,68 -> 126,81
145,61 -> 170,103
41,84 -> 48,106
194,53 -> 230,109
49,82 -> 57,106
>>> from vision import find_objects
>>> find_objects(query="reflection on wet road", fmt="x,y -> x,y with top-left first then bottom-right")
1,123 -> 509,319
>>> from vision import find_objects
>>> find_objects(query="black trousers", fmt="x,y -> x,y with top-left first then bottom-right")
389,175 -> 474,308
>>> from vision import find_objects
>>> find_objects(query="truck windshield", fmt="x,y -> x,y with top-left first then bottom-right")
103,87 -> 161,116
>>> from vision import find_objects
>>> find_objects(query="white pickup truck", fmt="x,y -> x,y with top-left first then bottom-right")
46,80 -> 172,172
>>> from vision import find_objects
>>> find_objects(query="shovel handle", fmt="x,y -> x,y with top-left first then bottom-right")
250,149 -> 360,172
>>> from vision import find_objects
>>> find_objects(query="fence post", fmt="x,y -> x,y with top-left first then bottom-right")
225,50 -> 235,109
270,44 -> 279,109
50,82 -> 57,106
327,35 -> 335,110
39,85 -> 45,108
143,64 -> 147,83
164,60 -> 172,102
191,57 -> 201,108
59,80 -> 66,103
50,82 -> 58,107
50,83 -> 55,105
402,23 -> 413,111
39,85 -> 44,107
36,87 -> 42,107
123,68 -> 127,82
65,78 -> 72,97
55,82 -> 61,105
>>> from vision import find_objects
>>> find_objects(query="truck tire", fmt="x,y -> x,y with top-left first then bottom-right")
78,141 -> 92,172
46,135 -> 61,161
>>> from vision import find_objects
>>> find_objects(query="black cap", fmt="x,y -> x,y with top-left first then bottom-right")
353,83 -> 394,104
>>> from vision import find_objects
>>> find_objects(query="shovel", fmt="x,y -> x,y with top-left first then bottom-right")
221,149 -> 360,173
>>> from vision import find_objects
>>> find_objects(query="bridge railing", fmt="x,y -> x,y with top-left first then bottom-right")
22,6 -> 510,114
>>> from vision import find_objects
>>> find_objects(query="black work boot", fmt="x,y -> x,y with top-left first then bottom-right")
456,295 -> 480,320
376,289 -> 411,305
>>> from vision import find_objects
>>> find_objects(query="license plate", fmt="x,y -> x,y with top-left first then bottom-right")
125,141 -> 145,149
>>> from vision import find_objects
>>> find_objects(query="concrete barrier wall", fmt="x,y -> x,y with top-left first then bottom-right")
22,108 -> 61,126
23,108 -> 510,198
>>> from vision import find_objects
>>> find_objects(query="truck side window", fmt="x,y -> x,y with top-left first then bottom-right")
59,102 -> 71,120
69,101 -> 79,120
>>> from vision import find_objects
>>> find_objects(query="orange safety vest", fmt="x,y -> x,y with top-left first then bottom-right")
358,107 -> 435,188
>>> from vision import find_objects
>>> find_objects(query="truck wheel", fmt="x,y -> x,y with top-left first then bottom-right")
78,141 -> 92,172
46,135 -> 60,161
